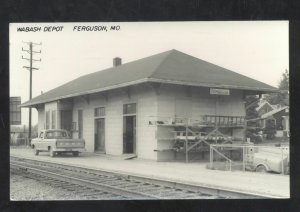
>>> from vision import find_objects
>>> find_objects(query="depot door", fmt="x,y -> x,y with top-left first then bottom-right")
123,116 -> 136,154
95,118 -> 105,152
60,110 -> 72,131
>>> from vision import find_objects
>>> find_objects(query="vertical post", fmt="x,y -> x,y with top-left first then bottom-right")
28,42 -> 33,147
281,147 -> 284,175
243,120 -> 247,142
22,41 -> 41,146
185,120 -> 188,163
210,145 -> 212,169
212,145 -> 214,169
242,146 -> 245,172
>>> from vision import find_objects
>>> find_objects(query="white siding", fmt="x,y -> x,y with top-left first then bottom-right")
37,107 -> 45,134
72,96 -> 96,152
70,84 -> 158,159
191,87 -> 217,116
104,85 -> 158,159
44,101 -> 58,129
157,84 -> 176,118
38,83 -> 246,161
105,91 -> 123,155
158,85 -> 245,118
156,85 -> 246,161
216,90 -> 245,116
191,87 -> 245,117
134,86 -> 157,160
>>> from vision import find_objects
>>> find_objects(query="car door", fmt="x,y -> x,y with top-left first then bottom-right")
43,131 -> 54,150
36,132 -> 45,150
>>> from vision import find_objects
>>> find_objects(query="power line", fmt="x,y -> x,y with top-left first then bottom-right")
22,41 -> 41,146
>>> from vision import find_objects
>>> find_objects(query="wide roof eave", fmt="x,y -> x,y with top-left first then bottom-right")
21,78 -> 279,107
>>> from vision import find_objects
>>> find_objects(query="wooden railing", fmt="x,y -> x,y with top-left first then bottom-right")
202,115 -> 245,126
149,115 -> 245,127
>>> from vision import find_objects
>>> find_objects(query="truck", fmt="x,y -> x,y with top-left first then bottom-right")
31,129 -> 85,157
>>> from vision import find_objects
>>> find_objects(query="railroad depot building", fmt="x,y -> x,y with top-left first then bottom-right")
21,50 -> 278,161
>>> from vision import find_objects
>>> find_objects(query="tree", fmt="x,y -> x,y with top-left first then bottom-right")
278,69 -> 289,90
245,95 -> 260,120
245,95 -> 262,143
263,69 -> 289,106
32,124 -> 39,138
264,118 -> 276,140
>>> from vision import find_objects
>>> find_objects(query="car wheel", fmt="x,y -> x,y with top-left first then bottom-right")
72,152 -> 79,157
49,147 -> 55,157
34,148 -> 39,156
33,146 -> 39,156
256,165 -> 267,173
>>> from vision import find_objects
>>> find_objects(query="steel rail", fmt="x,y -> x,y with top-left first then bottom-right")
11,162 -> 157,199
10,155 -> 274,199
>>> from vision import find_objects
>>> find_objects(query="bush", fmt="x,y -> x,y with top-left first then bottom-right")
264,118 -> 276,140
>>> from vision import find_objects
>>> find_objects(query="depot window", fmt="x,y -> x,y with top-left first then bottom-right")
52,110 -> 56,129
45,111 -> 50,129
123,103 -> 136,115
95,107 -> 105,117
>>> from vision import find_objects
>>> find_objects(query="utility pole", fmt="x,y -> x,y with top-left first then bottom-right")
22,41 -> 41,146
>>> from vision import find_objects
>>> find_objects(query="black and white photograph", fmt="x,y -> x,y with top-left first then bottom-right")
9,21 -> 289,200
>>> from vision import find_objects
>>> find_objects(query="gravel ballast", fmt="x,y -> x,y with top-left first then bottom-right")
10,173 -> 82,200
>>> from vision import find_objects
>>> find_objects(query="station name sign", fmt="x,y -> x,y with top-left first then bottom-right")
210,88 -> 230,95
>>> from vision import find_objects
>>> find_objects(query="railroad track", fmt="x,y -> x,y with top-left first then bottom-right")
10,156 -> 265,199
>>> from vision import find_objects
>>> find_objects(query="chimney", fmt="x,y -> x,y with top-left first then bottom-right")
113,57 -> 122,67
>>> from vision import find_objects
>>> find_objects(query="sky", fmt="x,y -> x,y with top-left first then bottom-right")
9,21 -> 289,126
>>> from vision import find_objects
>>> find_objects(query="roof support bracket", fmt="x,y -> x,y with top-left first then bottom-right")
242,90 -> 247,100
186,86 -> 192,97
121,87 -> 131,99
82,95 -> 90,105
150,82 -> 162,96
103,91 -> 108,102
127,87 -> 131,99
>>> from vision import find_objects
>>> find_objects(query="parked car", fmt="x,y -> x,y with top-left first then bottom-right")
31,129 -> 85,157
246,146 -> 289,174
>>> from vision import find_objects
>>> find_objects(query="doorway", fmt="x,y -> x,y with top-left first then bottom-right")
123,115 -> 136,154
95,118 -> 105,152
60,110 -> 72,131
78,110 -> 83,139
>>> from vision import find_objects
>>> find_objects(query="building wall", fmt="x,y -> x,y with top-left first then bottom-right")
10,97 -> 22,125
37,106 -> 45,135
102,90 -> 123,156
157,85 -> 245,119
156,84 -> 246,161
72,95 -> 99,152
71,83 -> 158,160
37,83 -> 246,161
44,101 -> 58,130
134,86 -> 158,160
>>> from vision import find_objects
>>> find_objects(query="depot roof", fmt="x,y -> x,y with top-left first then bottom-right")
21,49 -> 278,107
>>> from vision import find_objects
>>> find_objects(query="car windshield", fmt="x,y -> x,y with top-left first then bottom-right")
46,131 -> 69,139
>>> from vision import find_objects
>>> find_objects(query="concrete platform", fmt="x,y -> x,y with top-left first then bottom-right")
10,147 -> 289,198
